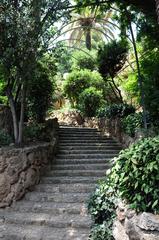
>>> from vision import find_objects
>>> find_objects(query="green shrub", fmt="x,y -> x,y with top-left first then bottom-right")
23,124 -> 45,142
0,130 -> 12,146
0,66 -> 7,104
78,87 -> 103,117
110,136 -> 159,213
97,103 -> 135,118
89,221 -> 115,240
122,113 -> 143,137
97,40 -> 128,79
71,50 -> 97,71
63,69 -> 104,106
27,63 -> 55,123
88,180 -> 117,240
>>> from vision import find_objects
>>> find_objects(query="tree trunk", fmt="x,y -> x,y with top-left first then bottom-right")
6,91 -> 19,144
111,77 -> 123,103
156,0 -> 159,23
18,83 -> 26,145
86,29 -> 91,50
129,19 -> 148,130
109,82 -> 122,104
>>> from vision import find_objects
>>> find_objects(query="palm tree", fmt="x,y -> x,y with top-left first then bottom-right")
67,7 -> 115,50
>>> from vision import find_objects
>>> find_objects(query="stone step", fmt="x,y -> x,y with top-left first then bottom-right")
59,131 -> 101,135
59,142 -> 119,146
58,145 -> 121,150
0,123 -> 120,239
52,163 -> 111,170
58,149 -> 119,155
0,224 -> 90,240
55,158 -> 112,165
48,169 -> 106,177
40,176 -> 103,184
59,139 -> 117,144
24,192 -> 90,203
10,201 -> 88,215
56,153 -> 118,159
59,127 -> 98,131
59,136 -> 112,140
0,212 -> 92,229
34,183 -> 95,193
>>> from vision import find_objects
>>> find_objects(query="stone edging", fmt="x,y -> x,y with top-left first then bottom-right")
113,203 -> 159,240
0,141 -> 57,208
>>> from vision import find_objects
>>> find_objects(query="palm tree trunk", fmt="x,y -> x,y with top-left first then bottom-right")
86,29 -> 91,50
156,0 -> 159,23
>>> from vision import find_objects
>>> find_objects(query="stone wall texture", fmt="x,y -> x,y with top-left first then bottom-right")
97,118 -> 137,148
0,142 -> 56,208
113,204 -> 159,240
0,118 -> 59,208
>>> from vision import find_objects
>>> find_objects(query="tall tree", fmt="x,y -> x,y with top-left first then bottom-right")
0,0 -> 70,144
68,7 -> 115,50
97,40 -> 128,103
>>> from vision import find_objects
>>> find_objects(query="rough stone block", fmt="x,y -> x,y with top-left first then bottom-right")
138,212 -> 159,231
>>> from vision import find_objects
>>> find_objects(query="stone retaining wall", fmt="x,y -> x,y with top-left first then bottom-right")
97,118 -> 139,148
80,117 -> 145,148
0,141 -> 56,208
0,118 -> 59,208
113,204 -> 159,240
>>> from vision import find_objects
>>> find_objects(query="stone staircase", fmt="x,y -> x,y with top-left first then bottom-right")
0,126 -> 121,240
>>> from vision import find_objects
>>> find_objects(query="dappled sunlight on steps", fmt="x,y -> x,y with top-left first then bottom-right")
0,126 -> 121,240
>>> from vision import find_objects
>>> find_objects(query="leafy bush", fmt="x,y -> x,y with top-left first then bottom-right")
63,69 -> 104,106
89,221 -> 115,240
110,136 -> 159,213
27,63 -> 55,123
71,50 -> 97,71
140,50 -> 159,120
88,180 -> 117,240
0,130 -> 12,146
97,103 -> 135,118
97,40 -> 128,79
78,87 -> 103,117
23,124 -> 45,142
0,65 -> 7,104
122,113 -> 143,137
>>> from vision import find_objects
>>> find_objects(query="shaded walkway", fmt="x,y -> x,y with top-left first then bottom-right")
0,126 -> 121,240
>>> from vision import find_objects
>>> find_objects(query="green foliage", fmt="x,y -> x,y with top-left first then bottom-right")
110,137 -> 159,213
78,87 -> 103,117
68,6 -> 115,50
88,180 -> 117,240
63,69 -> 104,106
89,221 -> 115,240
140,50 -> 159,119
0,0 -> 71,143
27,62 -> 55,123
88,180 -> 116,223
121,71 -> 140,105
71,50 -> 97,71
122,113 -> 143,137
137,17 -> 159,51
23,123 -> 45,142
0,130 -> 12,146
53,42 -> 72,74
97,103 -> 135,118
97,40 -> 128,79
0,65 -> 7,104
